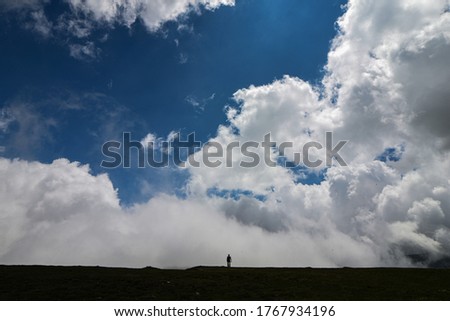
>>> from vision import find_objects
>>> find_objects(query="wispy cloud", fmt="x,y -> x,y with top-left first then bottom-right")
69,42 -> 100,61
185,93 -> 216,113
1,0 -> 235,60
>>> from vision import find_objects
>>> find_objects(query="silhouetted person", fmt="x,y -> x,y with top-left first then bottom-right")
227,254 -> 232,268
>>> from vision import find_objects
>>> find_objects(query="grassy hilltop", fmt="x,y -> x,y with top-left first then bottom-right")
1,265 -> 450,300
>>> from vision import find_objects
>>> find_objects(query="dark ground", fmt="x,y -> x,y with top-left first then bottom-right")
0,265 -> 449,300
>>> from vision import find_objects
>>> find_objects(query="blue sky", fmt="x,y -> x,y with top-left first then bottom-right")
1,0 -> 450,268
0,0 -> 346,204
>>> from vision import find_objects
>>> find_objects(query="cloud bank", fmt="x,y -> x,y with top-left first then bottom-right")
1,0 -> 450,268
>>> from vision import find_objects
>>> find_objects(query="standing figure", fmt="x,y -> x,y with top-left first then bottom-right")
226,254 -> 232,268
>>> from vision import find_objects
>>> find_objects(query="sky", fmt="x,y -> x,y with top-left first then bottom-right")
0,0 -> 450,268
